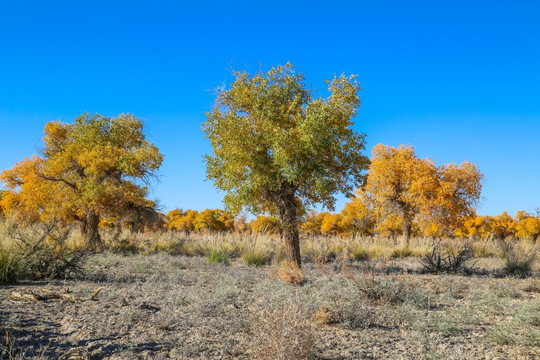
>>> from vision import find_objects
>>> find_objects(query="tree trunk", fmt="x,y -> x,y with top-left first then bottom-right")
272,189 -> 301,267
402,216 -> 412,248
81,210 -> 102,249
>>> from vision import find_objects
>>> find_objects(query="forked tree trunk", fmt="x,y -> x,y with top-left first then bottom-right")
81,210 -> 102,249
273,189 -> 302,267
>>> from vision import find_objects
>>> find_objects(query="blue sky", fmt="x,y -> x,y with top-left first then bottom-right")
1,1 -> 539,216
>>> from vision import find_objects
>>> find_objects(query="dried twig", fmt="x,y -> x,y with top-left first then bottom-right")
9,287 -> 103,303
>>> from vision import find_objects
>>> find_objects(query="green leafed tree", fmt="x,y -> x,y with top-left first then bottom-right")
1,113 -> 163,248
203,63 -> 369,266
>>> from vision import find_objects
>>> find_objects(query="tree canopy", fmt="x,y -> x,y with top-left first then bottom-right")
1,113 -> 163,247
203,63 -> 369,265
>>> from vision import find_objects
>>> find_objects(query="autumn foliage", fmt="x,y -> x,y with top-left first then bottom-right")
1,114 -> 163,248
358,144 -> 483,243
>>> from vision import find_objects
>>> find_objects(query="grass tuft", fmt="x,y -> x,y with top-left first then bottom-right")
206,248 -> 230,265
0,250 -> 21,284
241,249 -> 272,266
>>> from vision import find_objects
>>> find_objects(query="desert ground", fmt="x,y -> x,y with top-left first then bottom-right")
1,237 -> 539,360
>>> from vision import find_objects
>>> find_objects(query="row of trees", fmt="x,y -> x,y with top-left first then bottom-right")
162,207 -> 540,241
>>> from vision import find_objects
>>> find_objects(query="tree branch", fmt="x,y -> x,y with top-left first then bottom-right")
38,174 -> 78,190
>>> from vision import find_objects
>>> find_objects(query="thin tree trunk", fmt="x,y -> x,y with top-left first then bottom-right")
402,216 -> 412,248
273,189 -> 301,267
81,210 -> 102,249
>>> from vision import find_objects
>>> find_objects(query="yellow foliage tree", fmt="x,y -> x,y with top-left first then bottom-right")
422,161 -> 483,236
165,209 -> 199,233
340,190 -> 377,237
0,114 -> 163,248
250,215 -> 281,235
301,211 -> 329,236
490,212 -> 517,240
193,209 -> 235,233
320,213 -> 344,235
515,210 -> 540,241
363,144 -> 482,243
375,214 -> 406,237
363,144 -> 437,242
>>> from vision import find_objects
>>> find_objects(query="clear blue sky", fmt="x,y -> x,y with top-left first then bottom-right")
1,1 -> 539,216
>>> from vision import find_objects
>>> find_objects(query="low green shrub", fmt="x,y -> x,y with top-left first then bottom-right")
206,249 -> 230,265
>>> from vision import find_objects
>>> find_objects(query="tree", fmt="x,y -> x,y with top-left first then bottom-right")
301,210 -> 329,236
363,144 -> 482,244
250,215 -> 281,235
515,210 -> 540,241
340,190 -> 377,237
490,212 -> 516,240
203,63 -> 369,266
165,209 -> 199,233
0,114 -> 163,248
320,213 -> 344,235
420,161 -> 483,237
193,209 -> 235,233
363,144 -> 437,244
456,215 -> 492,238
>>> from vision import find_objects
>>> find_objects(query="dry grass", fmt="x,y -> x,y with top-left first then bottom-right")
274,261 -> 305,285
249,300 -> 315,360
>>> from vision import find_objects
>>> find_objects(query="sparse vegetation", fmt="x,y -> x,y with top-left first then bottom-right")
0,247 -> 537,359
421,241 -> 476,274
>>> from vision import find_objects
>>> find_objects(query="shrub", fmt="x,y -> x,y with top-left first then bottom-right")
206,249 -> 230,265
473,243 -> 494,258
345,271 -> 430,308
250,301 -> 315,360
241,249 -> 272,266
2,222 -> 86,280
153,239 -> 188,256
390,246 -> 414,259
275,261 -> 304,285
351,247 -> 371,261
504,251 -> 535,276
420,241 -> 476,274
24,247 -> 86,280
0,251 -> 21,284
315,278 -> 375,329
108,238 -> 142,255
497,240 -> 514,259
